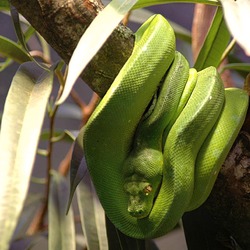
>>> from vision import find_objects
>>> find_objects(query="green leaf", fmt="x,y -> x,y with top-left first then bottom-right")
0,62 -> 53,250
67,128 -> 85,213
0,0 -> 9,11
76,175 -> 108,250
220,63 -> 250,73
57,0 -> 138,104
10,6 -> 29,52
40,129 -> 75,143
133,0 -> 220,9
49,171 -> 76,250
0,58 -> 13,72
0,36 -> 30,63
10,6 -> 49,70
194,7 -> 231,71
0,25 -> 35,71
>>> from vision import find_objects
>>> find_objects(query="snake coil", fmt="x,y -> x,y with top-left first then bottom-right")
83,15 -> 249,238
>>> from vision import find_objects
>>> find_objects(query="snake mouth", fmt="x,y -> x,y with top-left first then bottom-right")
128,207 -> 147,219
127,196 -> 152,219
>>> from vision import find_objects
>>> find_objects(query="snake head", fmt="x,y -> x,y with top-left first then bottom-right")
123,148 -> 163,219
124,179 -> 154,218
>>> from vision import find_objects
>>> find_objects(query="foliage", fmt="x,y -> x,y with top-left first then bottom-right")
0,0 -> 249,249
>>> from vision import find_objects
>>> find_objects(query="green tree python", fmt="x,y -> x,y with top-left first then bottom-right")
82,15 -> 249,238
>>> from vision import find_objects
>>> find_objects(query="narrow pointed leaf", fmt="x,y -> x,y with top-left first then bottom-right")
221,0 -> 250,55
0,62 -> 53,250
40,129 -> 75,143
69,127 -> 108,249
0,58 -> 13,72
76,175 -> 108,250
0,36 -> 30,63
220,63 -> 250,73
10,7 -> 49,70
68,129 -> 108,250
49,172 -> 76,250
57,0 -> 138,104
67,127 -> 85,213
194,7 -> 231,71
10,6 -> 29,53
133,0 -> 220,9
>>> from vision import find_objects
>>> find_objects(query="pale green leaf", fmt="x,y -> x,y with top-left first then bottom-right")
221,0 -> 250,55
70,128 -> 107,249
49,171 -> 76,250
77,175 -> 108,250
57,0 -> 138,104
0,62 -> 53,250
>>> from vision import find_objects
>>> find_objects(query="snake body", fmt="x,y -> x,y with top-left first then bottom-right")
83,15 -> 249,238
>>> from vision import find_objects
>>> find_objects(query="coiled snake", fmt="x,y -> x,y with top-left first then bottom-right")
82,15 -> 249,238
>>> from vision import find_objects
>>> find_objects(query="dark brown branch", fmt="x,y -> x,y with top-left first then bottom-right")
10,0 -> 134,97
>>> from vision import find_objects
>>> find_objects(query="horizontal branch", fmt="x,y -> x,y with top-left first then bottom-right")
10,0 -> 135,96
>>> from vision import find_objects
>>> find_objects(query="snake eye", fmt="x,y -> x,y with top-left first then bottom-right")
143,185 -> 152,195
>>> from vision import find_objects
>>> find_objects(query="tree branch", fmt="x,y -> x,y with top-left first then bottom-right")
10,0 -> 134,96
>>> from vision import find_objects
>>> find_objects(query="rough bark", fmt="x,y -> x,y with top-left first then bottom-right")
10,0 -> 134,97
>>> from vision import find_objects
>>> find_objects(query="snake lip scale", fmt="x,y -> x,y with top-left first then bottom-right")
83,14 -> 249,239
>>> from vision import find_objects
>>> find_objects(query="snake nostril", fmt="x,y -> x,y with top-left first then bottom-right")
128,208 -> 146,218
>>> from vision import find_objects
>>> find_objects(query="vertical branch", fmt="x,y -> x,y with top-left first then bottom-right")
58,90 -> 100,177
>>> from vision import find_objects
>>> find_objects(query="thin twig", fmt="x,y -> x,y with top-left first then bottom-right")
29,50 -> 52,64
219,38 -> 236,68
122,11 -> 131,26
83,92 -> 99,124
57,90 -> 100,176
58,146 -> 73,177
